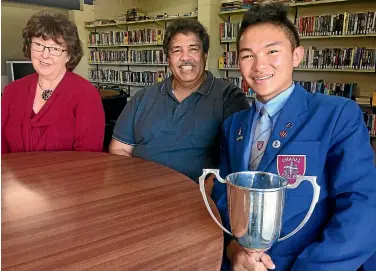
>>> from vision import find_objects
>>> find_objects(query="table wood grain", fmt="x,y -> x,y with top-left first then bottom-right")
2,152 -> 223,271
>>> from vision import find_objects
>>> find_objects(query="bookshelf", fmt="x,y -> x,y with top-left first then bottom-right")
220,67 -> 376,73
300,34 -> 376,39
89,62 -> 168,66
288,0 -> 364,7
295,68 -> 376,73
85,23 -> 117,29
88,44 -> 162,48
89,81 -> 149,87
218,2 -> 376,74
220,34 -> 376,43
85,13 -> 198,96
218,0 -> 359,16
85,15 -> 198,27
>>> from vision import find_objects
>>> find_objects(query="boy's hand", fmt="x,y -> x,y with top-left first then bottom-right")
227,240 -> 275,271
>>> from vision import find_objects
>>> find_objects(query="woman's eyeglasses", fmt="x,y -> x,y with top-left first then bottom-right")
31,42 -> 67,56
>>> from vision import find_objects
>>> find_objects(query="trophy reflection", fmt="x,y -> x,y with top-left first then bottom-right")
199,170 -> 320,254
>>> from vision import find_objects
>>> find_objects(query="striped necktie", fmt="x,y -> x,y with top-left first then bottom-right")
249,107 -> 272,170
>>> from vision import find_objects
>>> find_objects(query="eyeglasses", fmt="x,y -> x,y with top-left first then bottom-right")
31,42 -> 67,57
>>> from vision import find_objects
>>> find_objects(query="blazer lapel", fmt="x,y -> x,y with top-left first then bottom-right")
258,85 -> 309,172
234,103 -> 256,171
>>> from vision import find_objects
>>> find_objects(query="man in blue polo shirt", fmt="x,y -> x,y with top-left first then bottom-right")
109,19 -> 250,181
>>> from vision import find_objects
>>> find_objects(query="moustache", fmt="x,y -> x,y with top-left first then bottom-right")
178,61 -> 195,68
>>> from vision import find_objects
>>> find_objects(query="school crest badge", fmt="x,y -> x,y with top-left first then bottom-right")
277,155 -> 306,184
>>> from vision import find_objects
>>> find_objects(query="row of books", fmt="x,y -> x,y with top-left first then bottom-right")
88,29 -> 164,46
356,96 -> 372,106
219,12 -> 376,41
85,10 -> 198,26
224,78 -> 359,100
220,22 -> 241,41
297,12 -> 376,36
219,0 -> 255,12
223,76 -> 256,97
296,81 -> 357,99
123,8 -> 147,22
89,49 -> 167,64
219,51 -> 238,69
89,69 -> 171,85
219,48 -> 376,70
220,1 -> 243,12
116,8 -> 198,22
364,113 -> 376,136
299,47 -> 376,70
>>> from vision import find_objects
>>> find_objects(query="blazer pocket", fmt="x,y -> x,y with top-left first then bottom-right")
278,141 -> 321,184
277,141 -> 321,225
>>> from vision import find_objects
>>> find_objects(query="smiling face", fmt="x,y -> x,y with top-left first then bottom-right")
30,36 -> 70,80
167,32 -> 207,88
238,23 -> 304,102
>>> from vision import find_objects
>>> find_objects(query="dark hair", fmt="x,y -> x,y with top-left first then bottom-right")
237,2 -> 300,53
163,19 -> 210,57
22,11 -> 83,71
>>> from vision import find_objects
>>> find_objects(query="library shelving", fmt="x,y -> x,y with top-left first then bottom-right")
85,12 -> 197,96
218,0 -> 372,15
220,34 -> 376,42
85,14 -> 197,28
89,62 -> 168,66
219,67 -> 376,73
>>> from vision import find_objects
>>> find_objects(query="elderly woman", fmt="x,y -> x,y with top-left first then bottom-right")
1,11 -> 105,153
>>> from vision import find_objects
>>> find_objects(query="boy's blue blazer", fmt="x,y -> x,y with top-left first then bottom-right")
212,84 -> 376,271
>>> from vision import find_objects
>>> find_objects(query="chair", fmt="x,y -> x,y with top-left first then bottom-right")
100,89 -> 128,151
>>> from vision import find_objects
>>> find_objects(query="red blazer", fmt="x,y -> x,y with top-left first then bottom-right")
1,72 -> 105,153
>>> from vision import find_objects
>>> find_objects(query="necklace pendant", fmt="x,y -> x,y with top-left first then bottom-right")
41,89 -> 53,101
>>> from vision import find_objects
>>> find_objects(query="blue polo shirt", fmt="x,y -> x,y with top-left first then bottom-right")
112,71 -> 250,181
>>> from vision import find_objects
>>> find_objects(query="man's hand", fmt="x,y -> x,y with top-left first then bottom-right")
227,240 -> 275,271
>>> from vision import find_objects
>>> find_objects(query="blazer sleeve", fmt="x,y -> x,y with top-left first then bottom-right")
291,100 -> 376,271
1,86 -> 12,153
73,84 -> 105,152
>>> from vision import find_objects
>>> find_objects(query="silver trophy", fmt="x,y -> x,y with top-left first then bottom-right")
199,170 -> 320,255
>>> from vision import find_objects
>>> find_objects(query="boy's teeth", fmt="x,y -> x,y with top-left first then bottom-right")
255,75 -> 273,80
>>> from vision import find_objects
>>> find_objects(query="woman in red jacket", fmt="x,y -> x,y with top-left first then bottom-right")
2,11 -> 105,153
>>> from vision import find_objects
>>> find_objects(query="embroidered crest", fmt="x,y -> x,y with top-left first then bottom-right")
257,141 -> 264,151
277,155 -> 306,184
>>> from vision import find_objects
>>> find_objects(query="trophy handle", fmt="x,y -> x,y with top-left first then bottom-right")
198,169 -> 233,236
278,175 -> 320,241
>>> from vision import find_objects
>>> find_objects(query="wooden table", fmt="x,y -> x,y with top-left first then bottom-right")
2,152 -> 223,271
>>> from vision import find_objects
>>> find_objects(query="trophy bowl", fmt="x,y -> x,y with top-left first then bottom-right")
199,169 -> 320,252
